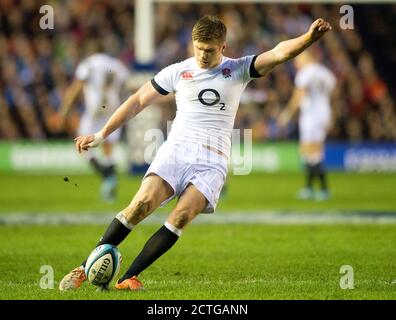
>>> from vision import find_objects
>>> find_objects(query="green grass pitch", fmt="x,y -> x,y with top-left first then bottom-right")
0,172 -> 395,299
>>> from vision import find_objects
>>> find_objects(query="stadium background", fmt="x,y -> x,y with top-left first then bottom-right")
0,0 -> 396,300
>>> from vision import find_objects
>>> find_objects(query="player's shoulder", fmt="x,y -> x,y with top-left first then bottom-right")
297,63 -> 336,89
298,63 -> 325,78
319,63 -> 336,78
86,53 -> 122,66
157,58 -> 195,78
222,55 -> 258,80
77,53 -> 106,69
170,57 -> 195,70
222,55 -> 255,67
87,53 -> 128,72
85,53 -> 107,63
306,63 -> 333,74
312,63 -> 336,83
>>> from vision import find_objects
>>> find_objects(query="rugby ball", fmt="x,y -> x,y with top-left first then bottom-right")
84,244 -> 122,286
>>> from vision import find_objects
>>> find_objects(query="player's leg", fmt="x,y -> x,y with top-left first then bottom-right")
312,142 -> 330,200
100,140 -> 117,201
59,174 -> 174,290
80,117 -> 121,201
311,120 -> 330,200
101,141 -> 115,176
298,143 -> 316,199
78,114 -> 108,178
315,121 -> 331,200
88,174 -> 174,259
306,118 -> 330,200
99,126 -> 122,201
86,141 -> 114,180
298,120 -> 316,199
299,142 -> 329,200
116,183 -> 207,290
88,156 -> 107,176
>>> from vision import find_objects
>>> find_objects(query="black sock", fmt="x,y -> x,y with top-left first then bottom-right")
315,162 -> 328,191
305,163 -> 314,189
89,158 -> 106,177
103,164 -> 115,178
119,225 -> 179,281
82,218 -> 131,267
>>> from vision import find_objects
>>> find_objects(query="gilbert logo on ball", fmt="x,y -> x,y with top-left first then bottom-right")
84,244 -> 122,286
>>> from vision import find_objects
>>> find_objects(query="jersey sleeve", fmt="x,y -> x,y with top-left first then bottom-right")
75,59 -> 90,81
151,63 -> 179,95
236,55 -> 263,84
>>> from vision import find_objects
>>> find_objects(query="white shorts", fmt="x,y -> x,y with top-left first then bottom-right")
78,114 -> 121,144
299,116 -> 330,143
144,141 -> 228,213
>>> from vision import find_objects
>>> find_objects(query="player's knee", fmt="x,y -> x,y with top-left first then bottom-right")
125,196 -> 154,224
169,208 -> 195,229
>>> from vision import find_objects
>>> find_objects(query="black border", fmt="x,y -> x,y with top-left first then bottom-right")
0,299 -> 391,319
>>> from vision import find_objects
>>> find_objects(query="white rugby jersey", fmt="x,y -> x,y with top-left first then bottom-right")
295,63 -> 336,123
75,53 -> 130,119
152,55 -> 261,157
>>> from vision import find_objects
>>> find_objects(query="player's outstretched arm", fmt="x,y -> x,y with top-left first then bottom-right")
74,81 -> 162,153
254,18 -> 332,77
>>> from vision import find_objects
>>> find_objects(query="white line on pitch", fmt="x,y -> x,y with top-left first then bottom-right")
1,211 -> 396,225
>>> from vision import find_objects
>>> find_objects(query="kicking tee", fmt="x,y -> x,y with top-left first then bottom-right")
152,56 -> 261,158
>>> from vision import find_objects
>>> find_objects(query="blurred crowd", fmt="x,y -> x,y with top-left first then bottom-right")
0,0 -> 135,139
1,1 -> 395,142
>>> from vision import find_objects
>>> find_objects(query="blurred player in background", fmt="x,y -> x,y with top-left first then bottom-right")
59,15 -> 332,291
278,50 -> 336,201
60,52 -> 130,202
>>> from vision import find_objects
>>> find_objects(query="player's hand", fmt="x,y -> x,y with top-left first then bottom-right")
74,134 -> 95,153
74,132 -> 103,153
308,18 -> 332,41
